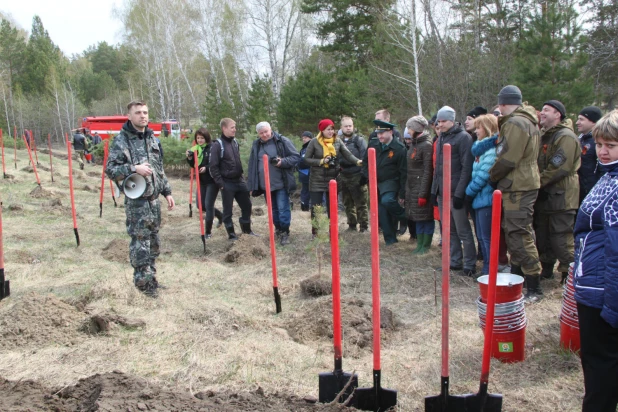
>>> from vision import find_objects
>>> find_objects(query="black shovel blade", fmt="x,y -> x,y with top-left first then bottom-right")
462,383 -> 502,412
354,371 -> 397,411
318,370 -> 358,404
425,377 -> 466,412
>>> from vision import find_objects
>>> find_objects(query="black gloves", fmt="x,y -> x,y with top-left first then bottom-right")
465,195 -> 474,209
489,179 -> 498,190
453,196 -> 464,210
431,194 -> 439,207
359,175 -> 368,186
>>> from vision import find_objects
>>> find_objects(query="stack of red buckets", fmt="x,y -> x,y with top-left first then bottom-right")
559,263 -> 581,353
477,273 -> 527,363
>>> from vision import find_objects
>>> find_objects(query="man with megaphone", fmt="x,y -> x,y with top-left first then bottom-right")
106,100 -> 175,297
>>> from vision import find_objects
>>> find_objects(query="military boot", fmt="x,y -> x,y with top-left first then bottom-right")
524,275 -> 543,304
215,209 -> 223,228
541,262 -> 555,280
205,220 -> 214,239
226,225 -> 238,241
241,222 -> 258,236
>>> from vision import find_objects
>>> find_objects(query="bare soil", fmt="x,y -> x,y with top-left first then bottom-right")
101,239 -> 130,263
223,235 -> 269,264
0,292 -> 87,351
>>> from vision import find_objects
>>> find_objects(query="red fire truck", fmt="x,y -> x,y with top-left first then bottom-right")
80,116 -> 181,140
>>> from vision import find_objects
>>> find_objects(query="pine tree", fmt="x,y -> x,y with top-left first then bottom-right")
20,16 -> 64,95
513,2 -> 593,112
246,75 -> 276,128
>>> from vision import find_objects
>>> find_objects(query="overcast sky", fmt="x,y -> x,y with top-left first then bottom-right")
1,0 -> 124,56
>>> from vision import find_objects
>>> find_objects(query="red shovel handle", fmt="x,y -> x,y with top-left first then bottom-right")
441,144 -> 452,378
263,154 -> 279,289
189,168 -> 194,204
99,140 -> 109,205
329,179 -> 342,362
368,148 -> 381,371
481,190 -> 503,382
65,133 -> 78,231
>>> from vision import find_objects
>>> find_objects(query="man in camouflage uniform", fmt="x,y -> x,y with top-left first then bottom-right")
489,85 -> 543,303
338,116 -> 369,232
535,100 -> 581,284
105,101 -> 175,297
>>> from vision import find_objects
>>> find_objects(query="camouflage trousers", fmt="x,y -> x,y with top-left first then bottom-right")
125,197 -> 161,289
502,190 -> 542,276
339,172 -> 368,229
75,150 -> 85,167
534,209 -> 576,273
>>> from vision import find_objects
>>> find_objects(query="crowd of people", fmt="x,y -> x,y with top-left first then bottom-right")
104,92 -> 618,411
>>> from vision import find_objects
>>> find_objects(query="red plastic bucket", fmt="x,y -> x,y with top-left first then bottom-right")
85,153 -> 93,161
478,273 -> 524,303
560,319 -> 580,353
482,323 -> 526,363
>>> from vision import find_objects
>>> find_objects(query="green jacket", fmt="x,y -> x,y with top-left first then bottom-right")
363,137 -> 407,199
536,119 -> 581,211
105,121 -> 172,199
490,104 -> 541,192
304,137 -> 359,192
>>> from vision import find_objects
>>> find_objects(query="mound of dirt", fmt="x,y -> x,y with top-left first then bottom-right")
41,199 -> 74,217
283,297 -> 399,357
0,371 -> 347,411
7,203 -> 24,211
6,249 -> 40,264
87,171 -> 101,178
4,173 -> 14,179
101,239 -> 130,263
82,184 -> 98,193
30,185 -> 63,199
223,235 -> 269,264
300,275 -> 332,297
0,292 -> 87,351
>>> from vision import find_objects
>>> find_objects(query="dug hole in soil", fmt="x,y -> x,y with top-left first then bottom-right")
0,370 -> 353,411
283,296 -> 400,358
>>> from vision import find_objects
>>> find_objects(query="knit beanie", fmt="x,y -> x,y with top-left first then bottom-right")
301,131 -> 314,139
436,106 -> 456,122
543,100 -> 566,120
256,121 -> 270,132
429,114 -> 437,125
318,119 -> 335,132
497,85 -> 523,105
579,106 -> 602,123
406,115 -> 429,133
466,106 -> 488,119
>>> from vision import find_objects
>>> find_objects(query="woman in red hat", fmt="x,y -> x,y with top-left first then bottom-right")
304,118 -> 362,237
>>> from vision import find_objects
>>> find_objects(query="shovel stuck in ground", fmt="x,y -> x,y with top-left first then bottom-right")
354,148 -> 397,412
425,144 -> 465,412
318,179 -> 358,403
462,190 -> 503,412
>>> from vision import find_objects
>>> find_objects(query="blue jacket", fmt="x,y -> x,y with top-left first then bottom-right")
247,131 -> 300,193
574,160 -> 618,328
465,135 -> 498,209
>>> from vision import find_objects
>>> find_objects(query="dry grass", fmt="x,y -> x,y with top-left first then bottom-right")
0,149 -> 583,411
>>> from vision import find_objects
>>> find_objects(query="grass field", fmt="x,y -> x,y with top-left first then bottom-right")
0,146 -> 583,411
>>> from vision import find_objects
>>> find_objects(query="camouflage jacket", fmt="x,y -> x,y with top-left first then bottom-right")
105,121 -> 172,199
536,119 -> 580,211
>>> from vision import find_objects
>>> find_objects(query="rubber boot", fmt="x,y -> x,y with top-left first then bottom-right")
215,209 -> 223,228
241,222 -> 258,236
541,262 -> 555,280
413,234 -> 425,254
226,225 -> 238,241
420,234 -> 433,254
205,220 -> 213,239
524,275 -> 543,304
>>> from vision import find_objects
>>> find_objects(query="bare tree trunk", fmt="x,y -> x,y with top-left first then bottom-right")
412,0 -> 422,115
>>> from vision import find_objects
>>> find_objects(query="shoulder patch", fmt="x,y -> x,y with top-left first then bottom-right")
496,139 -> 508,156
550,149 -> 567,167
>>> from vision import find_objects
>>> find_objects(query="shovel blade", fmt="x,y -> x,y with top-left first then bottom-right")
318,371 -> 358,404
424,394 -> 467,412
462,392 -> 503,412
354,386 -> 397,411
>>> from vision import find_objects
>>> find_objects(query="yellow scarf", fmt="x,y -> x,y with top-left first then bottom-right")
317,132 -> 337,168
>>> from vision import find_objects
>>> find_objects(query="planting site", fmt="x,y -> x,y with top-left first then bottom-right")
0,148 -> 583,411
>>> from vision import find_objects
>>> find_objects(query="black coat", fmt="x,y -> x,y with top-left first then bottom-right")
209,135 -> 244,187
186,143 -> 215,185
363,137 -> 407,199
247,132 -> 300,193
431,124 -> 474,200
578,132 -> 604,202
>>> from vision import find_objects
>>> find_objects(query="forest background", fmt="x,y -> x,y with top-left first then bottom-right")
0,0 -> 616,150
